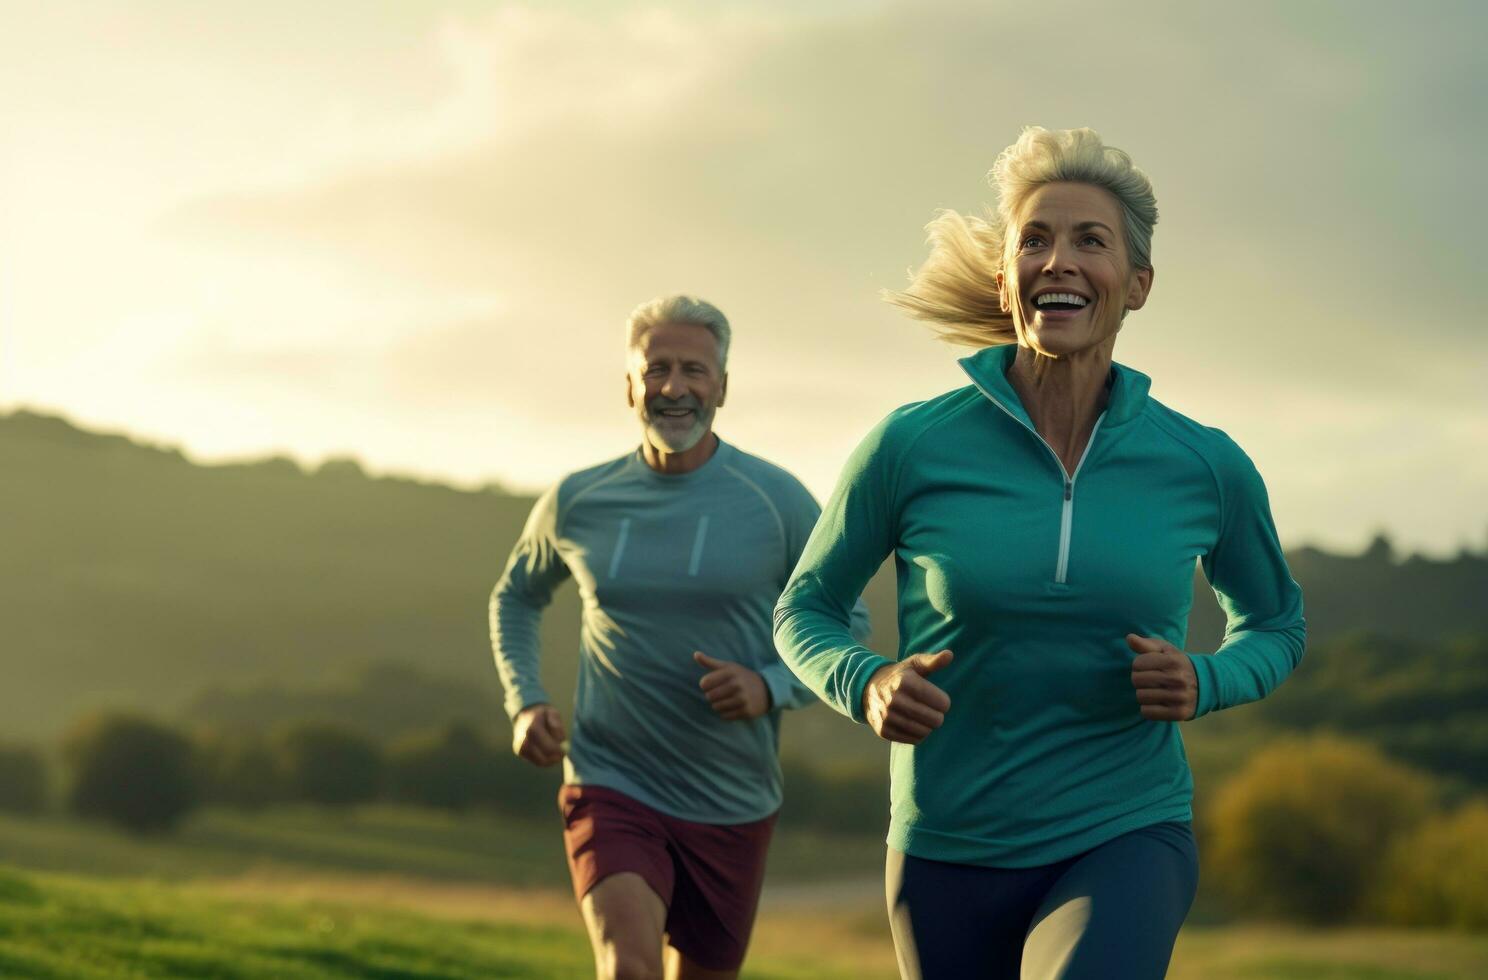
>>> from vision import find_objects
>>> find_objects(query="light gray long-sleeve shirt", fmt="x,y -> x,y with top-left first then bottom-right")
491,438 -> 870,824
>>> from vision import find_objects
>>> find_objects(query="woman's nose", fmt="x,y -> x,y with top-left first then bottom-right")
1042,239 -> 1077,276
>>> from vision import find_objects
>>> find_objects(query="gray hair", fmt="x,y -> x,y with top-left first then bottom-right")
885,126 -> 1159,347
624,294 -> 731,370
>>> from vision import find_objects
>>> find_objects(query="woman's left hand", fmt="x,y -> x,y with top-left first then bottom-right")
1127,634 -> 1198,721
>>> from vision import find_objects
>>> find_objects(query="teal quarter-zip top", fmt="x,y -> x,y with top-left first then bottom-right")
774,343 -> 1305,867
977,386 -> 1106,585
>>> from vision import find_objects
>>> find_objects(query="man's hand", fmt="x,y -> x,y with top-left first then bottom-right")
694,651 -> 771,721
862,650 -> 953,744
1127,634 -> 1199,721
512,703 -> 568,766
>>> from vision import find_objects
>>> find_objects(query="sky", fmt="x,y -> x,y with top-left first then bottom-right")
2,0 -> 1485,556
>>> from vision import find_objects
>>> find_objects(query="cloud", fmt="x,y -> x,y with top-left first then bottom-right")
22,0 -> 1488,550
168,1 -> 1487,391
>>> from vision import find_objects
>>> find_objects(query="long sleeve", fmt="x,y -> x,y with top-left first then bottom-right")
760,477 -> 875,712
490,483 -> 572,721
774,416 -> 901,722
1187,441 -> 1306,717
760,601 -> 872,711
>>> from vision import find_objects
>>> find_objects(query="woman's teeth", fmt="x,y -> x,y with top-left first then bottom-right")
1035,292 -> 1089,308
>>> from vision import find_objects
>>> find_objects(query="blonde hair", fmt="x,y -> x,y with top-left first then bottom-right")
886,126 -> 1158,348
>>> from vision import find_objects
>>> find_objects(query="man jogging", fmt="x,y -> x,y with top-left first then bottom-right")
491,294 -> 869,980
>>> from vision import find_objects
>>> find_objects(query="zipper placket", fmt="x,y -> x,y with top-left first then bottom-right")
976,391 -> 1105,585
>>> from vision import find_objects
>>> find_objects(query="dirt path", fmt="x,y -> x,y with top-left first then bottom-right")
194,872 -> 586,929
194,869 -> 898,972
198,869 -> 885,918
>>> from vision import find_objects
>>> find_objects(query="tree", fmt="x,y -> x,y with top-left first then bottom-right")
1375,800 -> 1488,930
274,722 -> 382,807
386,723 -> 501,811
1361,531 -> 1395,563
1206,735 -> 1435,923
62,713 -> 198,833
315,457 -> 366,481
0,743 -> 48,814
195,729 -> 286,810
1248,632 -> 1488,787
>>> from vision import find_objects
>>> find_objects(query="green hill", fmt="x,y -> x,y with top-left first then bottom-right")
0,408 -> 902,760
6,408 -> 1486,771
3,409 -> 541,739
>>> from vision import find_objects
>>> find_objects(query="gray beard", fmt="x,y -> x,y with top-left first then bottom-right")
646,414 -> 708,453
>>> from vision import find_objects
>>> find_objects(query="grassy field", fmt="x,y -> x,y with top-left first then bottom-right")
0,806 -> 886,887
1,808 -> 1486,978
0,865 -> 890,980
3,865 -> 1488,980
0,865 -> 592,980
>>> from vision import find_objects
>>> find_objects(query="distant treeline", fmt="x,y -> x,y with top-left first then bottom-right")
5,406 -> 1487,768
5,711 -> 1484,930
1250,630 -> 1488,790
3,714 -> 555,832
6,620 -> 1488,839
2,616 -> 1486,929
0,707 -> 884,838
175,626 -> 1488,793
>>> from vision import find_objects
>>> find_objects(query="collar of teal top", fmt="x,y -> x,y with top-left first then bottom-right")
956,343 -> 1152,430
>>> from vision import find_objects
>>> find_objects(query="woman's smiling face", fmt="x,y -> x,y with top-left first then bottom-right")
999,181 -> 1153,357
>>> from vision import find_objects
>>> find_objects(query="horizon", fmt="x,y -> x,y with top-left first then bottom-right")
7,401 -> 1482,561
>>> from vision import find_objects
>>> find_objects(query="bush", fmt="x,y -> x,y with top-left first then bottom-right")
274,722 -> 382,807
195,730 -> 286,810
1248,632 -> 1488,789
1207,734 -> 1435,923
1374,800 -> 1488,930
0,743 -> 48,814
62,713 -> 198,833
386,723 -> 501,811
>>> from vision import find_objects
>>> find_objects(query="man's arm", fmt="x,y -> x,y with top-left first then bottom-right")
490,483 -> 572,721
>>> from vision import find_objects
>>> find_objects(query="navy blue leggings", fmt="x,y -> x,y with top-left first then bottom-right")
886,822 -> 1198,980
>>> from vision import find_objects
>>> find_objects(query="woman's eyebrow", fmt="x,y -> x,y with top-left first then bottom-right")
1020,220 -> 1115,235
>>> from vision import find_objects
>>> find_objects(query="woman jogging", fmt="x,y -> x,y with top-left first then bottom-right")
773,127 -> 1305,979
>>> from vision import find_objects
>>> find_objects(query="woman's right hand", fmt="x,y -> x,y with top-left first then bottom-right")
862,650 -> 954,744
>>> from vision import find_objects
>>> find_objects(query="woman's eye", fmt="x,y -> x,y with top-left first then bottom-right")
1080,234 -> 1104,246
1020,235 -> 1045,249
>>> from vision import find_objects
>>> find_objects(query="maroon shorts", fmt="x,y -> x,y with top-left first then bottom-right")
558,783 -> 777,971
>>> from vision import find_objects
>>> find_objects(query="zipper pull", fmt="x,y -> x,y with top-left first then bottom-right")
1064,480 -> 1072,501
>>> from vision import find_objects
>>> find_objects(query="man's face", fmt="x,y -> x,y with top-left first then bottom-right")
626,321 -> 727,454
